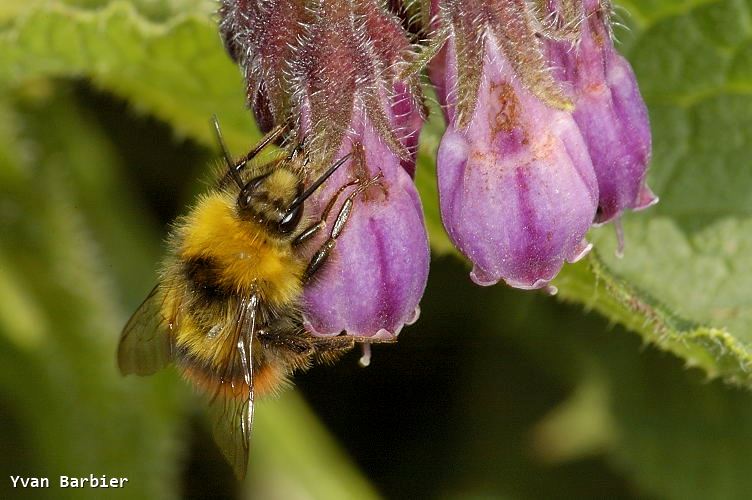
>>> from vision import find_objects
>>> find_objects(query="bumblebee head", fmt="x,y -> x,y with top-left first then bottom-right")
236,168 -> 304,236
235,151 -> 351,237
211,115 -> 350,238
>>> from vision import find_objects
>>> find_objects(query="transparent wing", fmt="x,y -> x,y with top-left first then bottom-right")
117,286 -> 174,376
207,294 -> 259,479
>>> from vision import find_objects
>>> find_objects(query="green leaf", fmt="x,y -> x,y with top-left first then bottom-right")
605,340 -> 752,500
494,288 -> 752,500
251,393 -> 379,500
0,90 -> 184,500
0,1 -> 259,152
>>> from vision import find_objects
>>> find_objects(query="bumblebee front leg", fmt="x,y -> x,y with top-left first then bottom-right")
292,179 -> 360,248
301,173 -> 383,283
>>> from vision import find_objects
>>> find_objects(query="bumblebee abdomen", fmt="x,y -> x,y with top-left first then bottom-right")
175,191 -> 304,306
175,342 -> 288,399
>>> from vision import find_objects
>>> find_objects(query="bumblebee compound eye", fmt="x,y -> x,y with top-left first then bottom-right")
236,173 -> 270,210
277,203 -> 303,235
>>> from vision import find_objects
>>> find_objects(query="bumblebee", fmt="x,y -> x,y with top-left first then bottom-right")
118,118 -> 385,478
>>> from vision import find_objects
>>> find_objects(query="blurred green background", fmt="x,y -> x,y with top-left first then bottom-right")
2,0 -> 752,499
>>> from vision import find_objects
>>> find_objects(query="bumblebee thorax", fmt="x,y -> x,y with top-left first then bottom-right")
236,168 -> 304,235
176,191 -> 304,305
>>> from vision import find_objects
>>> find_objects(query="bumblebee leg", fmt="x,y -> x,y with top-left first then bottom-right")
293,179 -> 360,248
257,329 -> 313,356
351,336 -> 398,344
237,123 -> 289,165
309,335 -> 397,366
302,173 -> 384,283
309,336 -> 356,364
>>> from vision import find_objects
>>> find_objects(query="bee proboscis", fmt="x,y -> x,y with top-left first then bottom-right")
118,117 -> 390,478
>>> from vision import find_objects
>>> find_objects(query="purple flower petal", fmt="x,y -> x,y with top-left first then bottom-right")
302,107 -> 429,338
437,35 -> 598,289
547,0 -> 655,224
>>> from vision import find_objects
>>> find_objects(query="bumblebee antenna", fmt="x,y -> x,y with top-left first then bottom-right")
286,153 -> 351,213
238,123 -> 291,165
211,115 -> 244,190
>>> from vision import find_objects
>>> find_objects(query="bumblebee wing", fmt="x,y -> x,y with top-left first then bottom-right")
208,294 -> 259,480
117,286 -> 174,376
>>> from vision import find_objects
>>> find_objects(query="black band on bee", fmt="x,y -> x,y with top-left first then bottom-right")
183,256 -> 232,306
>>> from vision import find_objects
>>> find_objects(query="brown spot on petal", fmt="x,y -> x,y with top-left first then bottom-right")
470,150 -> 492,165
589,15 -> 606,48
531,133 -> 556,162
490,81 -> 521,134
350,142 -> 389,202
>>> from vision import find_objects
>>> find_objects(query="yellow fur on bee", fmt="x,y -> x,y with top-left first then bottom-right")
163,284 -> 246,369
165,286 -> 291,398
176,191 -> 304,307
180,357 -> 287,399
263,169 -> 299,201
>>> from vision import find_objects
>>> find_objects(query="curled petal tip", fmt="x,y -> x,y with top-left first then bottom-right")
470,266 -> 501,287
302,317 -> 337,338
503,277 -> 555,291
405,305 -> 421,326
374,328 -> 400,340
543,285 -> 559,296
634,184 -> 659,211
567,240 -> 593,264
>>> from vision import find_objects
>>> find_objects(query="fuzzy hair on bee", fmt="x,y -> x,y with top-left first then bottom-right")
118,117 -> 389,479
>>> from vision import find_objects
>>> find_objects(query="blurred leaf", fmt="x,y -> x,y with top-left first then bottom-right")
0,90 -> 184,499
605,338 -> 752,500
250,393 -> 379,500
415,97 -> 455,254
492,287 -> 752,500
0,0 -> 258,152
530,375 -> 615,464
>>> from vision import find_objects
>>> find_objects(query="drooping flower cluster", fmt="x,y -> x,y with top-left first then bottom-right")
429,1 -> 597,289
220,0 -> 429,338
429,0 -> 654,288
218,0 -> 654,333
544,0 -> 656,227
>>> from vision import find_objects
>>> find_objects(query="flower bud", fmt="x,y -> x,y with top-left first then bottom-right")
302,106 -> 429,338
219,0 -> 423,167
546,0 -> 656,224
430,1 -> 597,289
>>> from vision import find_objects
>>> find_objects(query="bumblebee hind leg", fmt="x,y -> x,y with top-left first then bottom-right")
308,336 -> 356,365
256,329 -> 356,367
308,335 -> 397,365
